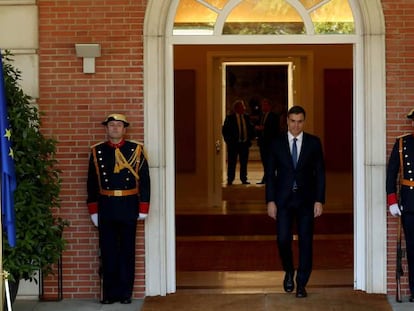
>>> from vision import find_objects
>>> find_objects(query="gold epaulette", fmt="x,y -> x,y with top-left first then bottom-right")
90,141 -> 105,149
397,133 -> 411,139
128,140 -> 148,166
128,139 -> 144,146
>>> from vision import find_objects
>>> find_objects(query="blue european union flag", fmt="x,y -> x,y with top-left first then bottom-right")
0,52 -> 17,247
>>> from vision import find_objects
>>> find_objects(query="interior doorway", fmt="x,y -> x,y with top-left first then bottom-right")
145,0 -> 388,297
221,62 -> 293,185
174,44 -> 354,291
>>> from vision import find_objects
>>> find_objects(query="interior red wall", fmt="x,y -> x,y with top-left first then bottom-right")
324,69 -> 353,171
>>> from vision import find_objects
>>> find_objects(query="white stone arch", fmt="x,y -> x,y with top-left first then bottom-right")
143,0 -> 386,296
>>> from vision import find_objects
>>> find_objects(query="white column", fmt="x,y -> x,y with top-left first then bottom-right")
144,0 -> 176,296
363,31 -> 387,293
356,0 -> 387,292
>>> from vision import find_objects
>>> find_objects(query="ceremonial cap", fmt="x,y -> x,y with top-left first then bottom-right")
407,109 -> 414,120
102,113 -> 129,127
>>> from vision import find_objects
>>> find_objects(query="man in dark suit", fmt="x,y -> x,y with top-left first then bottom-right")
386,108 -> 414,302
222,99 -> 255,185
265,105 -> 325,298
87,113 -> 151,304
255,98 -> 280,184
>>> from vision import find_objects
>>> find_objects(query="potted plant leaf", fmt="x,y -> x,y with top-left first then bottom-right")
1,51 -> 69,302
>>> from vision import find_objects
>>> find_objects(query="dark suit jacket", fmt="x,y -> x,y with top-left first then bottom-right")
257,111 -> 280,147
222,113 -> 255,147
265,131 -> 326,208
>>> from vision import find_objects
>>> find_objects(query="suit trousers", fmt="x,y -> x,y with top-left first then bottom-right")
402,212 -> 414,294
226,142 -> 249,183
276,191 -> 314,287
99,218 -> 137,300
258,142 -> 270,181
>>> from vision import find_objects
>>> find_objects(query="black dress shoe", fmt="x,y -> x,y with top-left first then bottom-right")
409,294 -> 414,302
100,299 -> 115,304
120,298 -> 132,304
241,181 -> 250,184
296,286 -> 307,298
283,272 -> 294,292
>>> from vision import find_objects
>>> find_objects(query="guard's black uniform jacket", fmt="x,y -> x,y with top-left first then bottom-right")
86,139 -> 150,302
386,134 -> 414,212
386,133 -> 414,295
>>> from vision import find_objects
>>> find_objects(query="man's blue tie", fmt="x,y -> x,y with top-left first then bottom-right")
292,137 -> 298,190
292,137 -> 298,168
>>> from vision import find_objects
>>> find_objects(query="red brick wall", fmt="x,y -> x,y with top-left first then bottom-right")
384,0 -> 414,297
38,0 -> 147,299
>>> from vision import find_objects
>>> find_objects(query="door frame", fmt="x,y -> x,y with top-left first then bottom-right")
144,0 -> 387,295
208,54 -> 299,206
217,60 -> 295,189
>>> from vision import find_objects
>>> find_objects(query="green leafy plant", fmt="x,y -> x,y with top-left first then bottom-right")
1,51 -> 69,282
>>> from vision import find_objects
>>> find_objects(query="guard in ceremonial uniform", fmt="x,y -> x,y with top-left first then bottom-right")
386,108 -> 414,302
86,113 -> 150,305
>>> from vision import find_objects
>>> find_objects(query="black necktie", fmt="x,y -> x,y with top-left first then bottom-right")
292,138 -> 298,168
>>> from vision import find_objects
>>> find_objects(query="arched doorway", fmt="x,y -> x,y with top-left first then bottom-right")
144,0 -> 387,295
174,43 -> 354,291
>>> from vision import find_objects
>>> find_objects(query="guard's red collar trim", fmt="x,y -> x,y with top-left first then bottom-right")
106,139 -> 125,149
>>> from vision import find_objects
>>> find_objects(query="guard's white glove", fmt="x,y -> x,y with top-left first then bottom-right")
138,213 -> 148,221
389,203 -> 401,217
90,213 -> 98,227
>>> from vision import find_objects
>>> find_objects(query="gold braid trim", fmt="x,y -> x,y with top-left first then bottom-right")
114,145 -> 141,180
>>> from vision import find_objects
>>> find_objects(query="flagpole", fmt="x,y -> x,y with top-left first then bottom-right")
0,50 -> 5,310
0,50 -> 4,311
0,49 -> 3,311
0,190 -> 12,311
1,186 -> 4,311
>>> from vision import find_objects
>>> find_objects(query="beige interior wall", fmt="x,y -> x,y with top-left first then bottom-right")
174,44 -> 353,208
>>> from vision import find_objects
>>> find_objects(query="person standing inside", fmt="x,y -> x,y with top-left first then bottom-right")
386,108 -> 414,303
265,105 -> 325,298
87,113 -> 150,304
222,99 -> 255,185
255,98 -> 281,184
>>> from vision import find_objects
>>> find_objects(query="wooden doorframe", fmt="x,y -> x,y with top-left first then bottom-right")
207,51 -> 313,207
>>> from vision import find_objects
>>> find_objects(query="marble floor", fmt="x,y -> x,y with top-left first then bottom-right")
176,161 -> 354,294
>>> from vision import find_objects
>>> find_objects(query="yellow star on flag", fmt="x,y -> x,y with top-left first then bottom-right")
8,147 -> 14,159
4,128 -> 11,141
